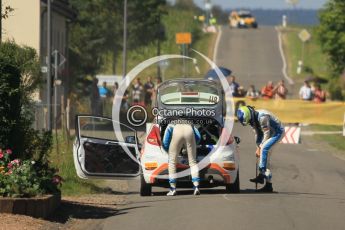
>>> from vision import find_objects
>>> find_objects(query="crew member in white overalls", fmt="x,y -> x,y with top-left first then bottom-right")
162,121 -> 201,196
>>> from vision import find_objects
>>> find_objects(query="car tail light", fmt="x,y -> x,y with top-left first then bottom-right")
147,125 -> 161,146
223,162 -> 236,171
145,162 -> 158,170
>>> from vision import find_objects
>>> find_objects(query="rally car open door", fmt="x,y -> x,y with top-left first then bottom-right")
73,115 -> 140,179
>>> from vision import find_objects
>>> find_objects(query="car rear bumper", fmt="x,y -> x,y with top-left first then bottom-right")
145,162 -> 238,186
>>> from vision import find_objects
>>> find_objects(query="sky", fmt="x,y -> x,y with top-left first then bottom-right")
174,0 -> 329,10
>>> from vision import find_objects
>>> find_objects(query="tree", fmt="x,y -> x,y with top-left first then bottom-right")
211,5 -> 228,24
317,0 -> 345,76
68,0 -> 166,96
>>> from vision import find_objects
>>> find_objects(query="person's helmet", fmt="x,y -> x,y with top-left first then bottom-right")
237,106 -> 252,126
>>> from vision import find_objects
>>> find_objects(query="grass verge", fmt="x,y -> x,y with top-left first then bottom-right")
49,132 -> 107,196
309,125 -> 345,152
280,26 -> 330,83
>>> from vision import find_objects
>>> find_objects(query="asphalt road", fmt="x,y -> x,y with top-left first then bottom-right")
216,26 -> 297,96
101,26 -> 345,230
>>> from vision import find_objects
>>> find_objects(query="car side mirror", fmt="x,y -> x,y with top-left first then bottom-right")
234,136 -> 241,144
125,136 -> 136,144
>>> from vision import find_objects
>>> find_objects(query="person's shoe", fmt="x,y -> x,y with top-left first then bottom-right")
249,173 -> 265,184
167,188 -> 177,196
256,182 -> 273,193
193,187 -> 201,196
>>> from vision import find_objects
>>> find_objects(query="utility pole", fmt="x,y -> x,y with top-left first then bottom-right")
157,12 -> 161,78
47,0 -> 52,130
53,50 -> 58,130
0,0 -> 2,43
122,0 -> 128,79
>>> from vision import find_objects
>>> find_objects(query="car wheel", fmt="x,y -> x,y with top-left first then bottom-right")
140,173 -> 152,196
226,170 -> 240,193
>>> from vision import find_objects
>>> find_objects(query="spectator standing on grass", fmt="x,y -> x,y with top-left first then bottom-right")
246,85 -> 260,100
228,75 -> 240,97
144,76 -> 155,107
121,90 -> 130,111
274,80 -> 288,100
91,78 -> 101,115
113,82 -> 119,95
313,84 -> 326,103
99,81 -> 110,116
261,81 -> 275,99
299,81 -> 313,101
151,77 -> 162,107
132,78 -> 144,105
99,81 -> 109,98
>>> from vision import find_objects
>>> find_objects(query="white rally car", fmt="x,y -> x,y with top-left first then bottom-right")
73,79 -> 240,196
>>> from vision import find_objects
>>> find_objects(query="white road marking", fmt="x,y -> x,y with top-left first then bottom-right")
222,194 -> 232,201
275,26 -> 294,85
301,131 -> 343,136
212,25 -> 223,67
307,149 -> 319,152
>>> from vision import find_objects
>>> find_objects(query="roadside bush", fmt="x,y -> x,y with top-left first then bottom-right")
0,149 -> 61,197
0,41 -> 59,197
0,41 -> 44,158
328,78 -> 344,101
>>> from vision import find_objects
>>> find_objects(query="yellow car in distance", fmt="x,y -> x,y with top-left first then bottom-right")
229,11 -> 258,29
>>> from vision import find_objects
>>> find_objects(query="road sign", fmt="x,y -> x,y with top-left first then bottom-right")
52,50 -> 66,69
205,2 -> 212,10
41,66 -> 48,73
299,29 -> 311,43
176,33 -> 192,44
198,15 -> 205,22
158,60 -> 169,69
281,126 -> 301,144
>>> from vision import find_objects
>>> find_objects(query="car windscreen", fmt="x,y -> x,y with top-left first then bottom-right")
239,14 -> 252,18
159,82 -> 220,105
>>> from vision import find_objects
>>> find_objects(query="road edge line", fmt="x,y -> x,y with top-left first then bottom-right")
275,26 -> 294,85
212,25 -> 223,67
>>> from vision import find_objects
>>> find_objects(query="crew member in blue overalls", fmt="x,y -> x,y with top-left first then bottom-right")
162,120 -> 201,196
236,106 -> 285,192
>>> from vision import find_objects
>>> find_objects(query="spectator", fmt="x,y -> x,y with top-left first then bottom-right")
144,76 -> 155,107
155,76 -> 162,89
91,78 -> 101,115
151,77 -> 162,107
113,82 -> 119,95
274,80 -> 288,99
121,90 -> 130,111
299,81 -> 313,101
99,81 -> 109,98
237,86 -> 246,97
261,81 -> 275,99
132,78 -> 144,105
313,84 -> 326,103
246,85 -> 260,100
228,75 -> 240,97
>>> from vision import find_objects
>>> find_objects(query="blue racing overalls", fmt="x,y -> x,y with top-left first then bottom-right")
251,110 -> 285,182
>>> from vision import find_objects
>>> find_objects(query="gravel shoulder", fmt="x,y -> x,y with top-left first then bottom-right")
1,180 -> 129,230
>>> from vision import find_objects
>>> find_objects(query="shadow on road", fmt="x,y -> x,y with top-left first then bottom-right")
48,200 -> 148,224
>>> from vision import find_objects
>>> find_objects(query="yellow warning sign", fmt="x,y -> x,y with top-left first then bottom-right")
232,98 -> 345,125
176,33 -> 192,44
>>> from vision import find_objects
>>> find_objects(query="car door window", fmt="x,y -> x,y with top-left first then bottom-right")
75,116 -> 140,177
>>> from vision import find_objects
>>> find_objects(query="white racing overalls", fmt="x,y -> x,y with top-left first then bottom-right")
162,123 -> 201,189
